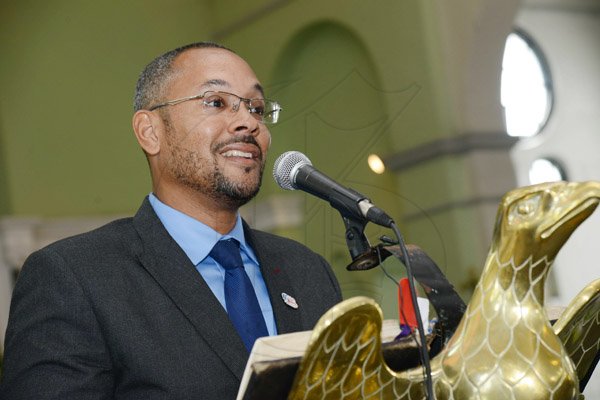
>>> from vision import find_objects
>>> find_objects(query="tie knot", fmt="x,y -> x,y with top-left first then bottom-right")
209,239 -> 244,271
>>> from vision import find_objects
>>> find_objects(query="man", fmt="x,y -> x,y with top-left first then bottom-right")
0,42 -> 342,399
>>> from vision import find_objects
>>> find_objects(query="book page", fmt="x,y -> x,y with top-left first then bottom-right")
236,319 -> 402,400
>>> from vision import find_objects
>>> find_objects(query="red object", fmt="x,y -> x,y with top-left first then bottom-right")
398,278 -> 418,329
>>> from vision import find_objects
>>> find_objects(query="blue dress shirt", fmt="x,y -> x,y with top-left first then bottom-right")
149,194 -> 277,336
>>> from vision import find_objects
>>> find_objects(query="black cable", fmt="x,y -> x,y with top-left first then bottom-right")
377,252 -> 426,372
391,222 -> 435,400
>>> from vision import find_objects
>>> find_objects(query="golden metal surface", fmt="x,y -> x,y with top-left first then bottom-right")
554,279 -> 600,387
288,181 -> 600,399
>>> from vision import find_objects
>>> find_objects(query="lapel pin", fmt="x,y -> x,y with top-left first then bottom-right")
281,292 -> 298,309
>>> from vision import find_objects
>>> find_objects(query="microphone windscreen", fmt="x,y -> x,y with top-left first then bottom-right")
273,151 -> 312,190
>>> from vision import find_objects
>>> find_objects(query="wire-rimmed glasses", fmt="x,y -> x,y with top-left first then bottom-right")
148,91 -> 282,124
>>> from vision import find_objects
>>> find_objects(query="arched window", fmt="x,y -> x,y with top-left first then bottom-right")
528,158 -> 567,184
501,29 -> 553,137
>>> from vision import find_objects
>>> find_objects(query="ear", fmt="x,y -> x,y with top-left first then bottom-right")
132,110 -> 161,155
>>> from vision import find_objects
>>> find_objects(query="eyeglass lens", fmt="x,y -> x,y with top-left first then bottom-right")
201,92 -> 280,124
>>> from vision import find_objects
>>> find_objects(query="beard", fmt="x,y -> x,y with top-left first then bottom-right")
163,121 -> 265,209
211,156 -> 264,208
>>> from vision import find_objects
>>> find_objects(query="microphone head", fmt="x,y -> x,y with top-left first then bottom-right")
273,151 -> 312,190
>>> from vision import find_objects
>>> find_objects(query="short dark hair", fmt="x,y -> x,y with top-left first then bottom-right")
133,42 -> 233,112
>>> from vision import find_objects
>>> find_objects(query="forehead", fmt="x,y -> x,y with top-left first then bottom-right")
168,48 -> 262,96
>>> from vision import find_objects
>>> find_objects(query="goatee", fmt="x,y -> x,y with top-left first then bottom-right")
212,161 -> 264,209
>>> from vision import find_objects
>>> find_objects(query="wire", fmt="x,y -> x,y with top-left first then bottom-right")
391,222 -> 435,400
377,253 -> 424,362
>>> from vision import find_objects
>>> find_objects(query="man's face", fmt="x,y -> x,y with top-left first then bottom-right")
155,48 -> 271,209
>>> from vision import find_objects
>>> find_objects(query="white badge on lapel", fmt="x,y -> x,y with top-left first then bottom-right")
281,292 -> 298,309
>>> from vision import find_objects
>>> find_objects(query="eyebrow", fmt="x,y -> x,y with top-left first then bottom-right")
199,79 -> 266,98
254,83 -> 265,98
201,79 -> 229,89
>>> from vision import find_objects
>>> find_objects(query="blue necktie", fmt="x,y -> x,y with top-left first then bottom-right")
209,239 -> 269,351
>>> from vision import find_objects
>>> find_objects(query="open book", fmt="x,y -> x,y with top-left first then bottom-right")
236,320 -> 404,400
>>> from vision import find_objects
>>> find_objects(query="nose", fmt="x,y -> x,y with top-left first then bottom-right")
228,101 -> 261,136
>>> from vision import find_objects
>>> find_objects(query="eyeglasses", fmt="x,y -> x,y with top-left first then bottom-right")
148,90 -> 282,124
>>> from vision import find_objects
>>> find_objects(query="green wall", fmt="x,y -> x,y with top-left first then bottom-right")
0,0 -> 213,216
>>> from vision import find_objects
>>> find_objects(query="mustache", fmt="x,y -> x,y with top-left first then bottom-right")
212,135 -> 263,160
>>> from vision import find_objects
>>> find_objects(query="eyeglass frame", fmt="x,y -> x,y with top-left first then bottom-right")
147,90 -> 282,124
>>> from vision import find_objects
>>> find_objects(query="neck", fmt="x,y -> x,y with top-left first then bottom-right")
153,184 -> 239,235
450,249 -> 551,342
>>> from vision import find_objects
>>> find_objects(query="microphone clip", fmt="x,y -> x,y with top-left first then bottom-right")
342,215 -> 389,271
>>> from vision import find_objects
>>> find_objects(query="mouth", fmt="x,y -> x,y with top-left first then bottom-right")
221,149 -> 256,159
541,197 -> 600,239
216,137 -> 262,164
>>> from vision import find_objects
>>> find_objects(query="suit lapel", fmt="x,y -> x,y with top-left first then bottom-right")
243,223 -> 304,335
132,198 -> 248,380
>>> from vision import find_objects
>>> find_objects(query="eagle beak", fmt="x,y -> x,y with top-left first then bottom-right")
540,181 -> 600,240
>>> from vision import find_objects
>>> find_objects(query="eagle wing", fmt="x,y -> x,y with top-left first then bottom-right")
553,279 -> 600,392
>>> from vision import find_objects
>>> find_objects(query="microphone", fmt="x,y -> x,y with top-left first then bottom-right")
273,151 -> 394,227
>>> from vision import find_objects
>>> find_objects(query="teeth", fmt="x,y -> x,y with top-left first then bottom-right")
222,150 -> 253,158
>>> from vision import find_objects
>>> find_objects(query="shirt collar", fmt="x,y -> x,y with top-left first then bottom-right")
148,193 -> 257,265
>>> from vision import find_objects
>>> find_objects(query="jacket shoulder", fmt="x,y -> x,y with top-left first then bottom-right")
28,217 -> 139,264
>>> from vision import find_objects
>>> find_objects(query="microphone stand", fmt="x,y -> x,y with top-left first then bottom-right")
342,214 -> 466,348
340,214 -> 433,398
340,214 -> 467,400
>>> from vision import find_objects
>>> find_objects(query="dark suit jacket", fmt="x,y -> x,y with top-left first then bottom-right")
0,198 -> 342,399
